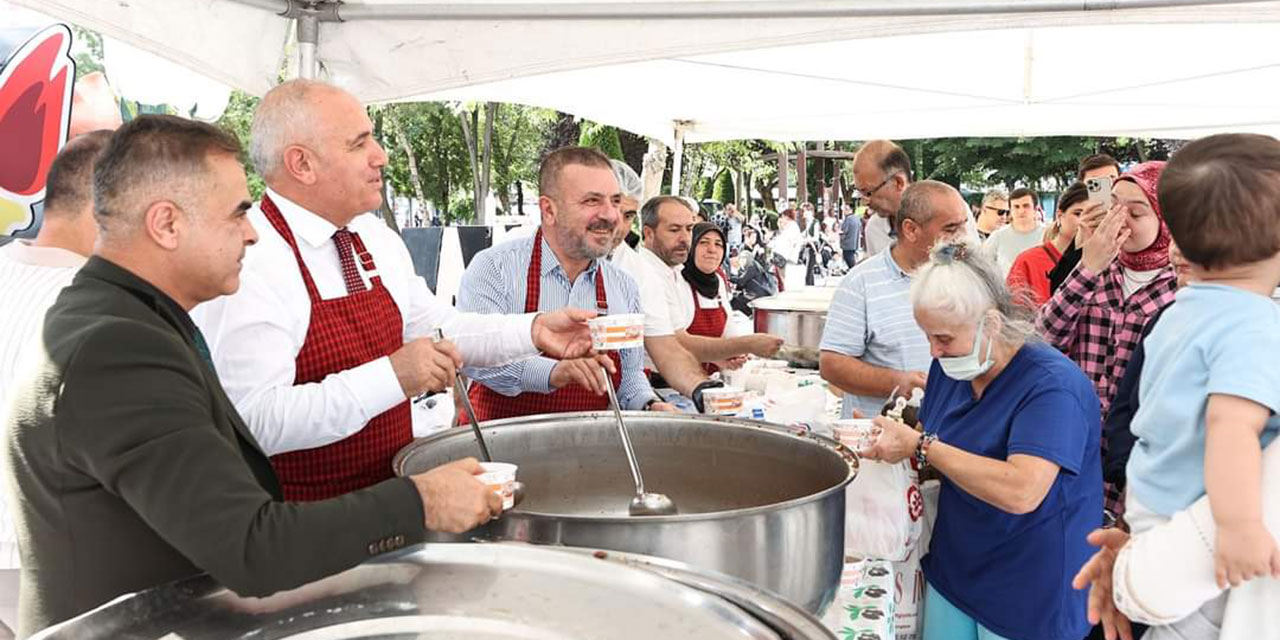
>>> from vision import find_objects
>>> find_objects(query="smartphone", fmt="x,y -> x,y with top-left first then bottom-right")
1085,176 -> 1113,209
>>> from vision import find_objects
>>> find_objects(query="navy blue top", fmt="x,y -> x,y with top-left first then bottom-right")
919,342 -> 1102,640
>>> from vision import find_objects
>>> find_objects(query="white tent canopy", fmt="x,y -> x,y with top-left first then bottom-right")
11,0 -> 1280,142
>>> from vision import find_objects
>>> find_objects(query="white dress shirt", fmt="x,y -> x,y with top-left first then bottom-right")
635,246 -> 685,338
0,240 -> 86,571
864,214 -> 893,257
192,189 -> 537,456
608,241 -> 645,282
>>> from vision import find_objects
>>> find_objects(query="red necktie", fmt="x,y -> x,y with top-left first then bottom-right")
332,228 -> 365,295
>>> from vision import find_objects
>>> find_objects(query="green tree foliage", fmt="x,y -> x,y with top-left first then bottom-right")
215,90 -> 265,199
712,168 -> 735,205
489,105 -> 558,213
377,102 -> 472,223
70,26 -> 103,80
578,121 -> 624,160
694,176 -> 714,201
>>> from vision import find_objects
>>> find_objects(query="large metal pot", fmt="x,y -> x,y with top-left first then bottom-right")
750,289 -> 836,367
33,543 -> 835,639
393,412 -> 857,615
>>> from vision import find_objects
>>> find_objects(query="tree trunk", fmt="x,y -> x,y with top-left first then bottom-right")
388,105 -> 427,218
460,105 -> 482,224
640,138 -> 668,201
379,179 -> 401,234
478,102 -> 497,224
756,176 -> 776,212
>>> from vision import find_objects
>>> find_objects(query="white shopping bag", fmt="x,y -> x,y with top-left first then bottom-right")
844,458 -> 925,562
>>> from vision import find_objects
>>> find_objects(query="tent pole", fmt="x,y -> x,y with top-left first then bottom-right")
296,12 -> 319,79
670,126 -> 687,196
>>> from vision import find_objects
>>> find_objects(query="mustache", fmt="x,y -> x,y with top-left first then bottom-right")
587,220 -> 617,233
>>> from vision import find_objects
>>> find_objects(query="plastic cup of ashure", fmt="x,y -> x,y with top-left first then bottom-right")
832,418 -> 880,453
476,462 -> 518,510
701,386 -> 746,416
588,313 -> 646,350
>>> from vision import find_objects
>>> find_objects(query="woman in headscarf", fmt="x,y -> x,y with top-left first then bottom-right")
682,222 -> 781,373
1036,162 -> 1179,526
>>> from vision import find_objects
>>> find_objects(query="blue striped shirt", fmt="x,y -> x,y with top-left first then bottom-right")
819,246 -> 931,419
457,233 -> 658,410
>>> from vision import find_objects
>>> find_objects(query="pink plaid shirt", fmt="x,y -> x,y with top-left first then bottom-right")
1037,261 -> 1178,519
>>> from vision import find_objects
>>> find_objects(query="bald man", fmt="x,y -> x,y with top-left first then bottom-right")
194,80 -> 597,501
820,181 -> 970,420
852,140 -> 913,258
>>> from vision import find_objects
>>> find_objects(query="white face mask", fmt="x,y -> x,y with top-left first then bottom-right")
938,316 -> 995,381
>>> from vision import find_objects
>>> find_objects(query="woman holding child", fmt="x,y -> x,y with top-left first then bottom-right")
865,241 -> 1101,640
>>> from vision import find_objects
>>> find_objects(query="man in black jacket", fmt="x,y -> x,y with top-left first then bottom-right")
2,115 -> 500,637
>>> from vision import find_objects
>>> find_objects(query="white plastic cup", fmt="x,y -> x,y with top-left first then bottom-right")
832,418 -> 879,453
476,462 -> 518,510
701,386 -> 746,416
587,313 -> 646,350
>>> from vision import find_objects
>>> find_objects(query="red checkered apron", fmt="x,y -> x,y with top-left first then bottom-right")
467,229 -> 622,421
260,195 -> 411,501
686,279 -> 728,375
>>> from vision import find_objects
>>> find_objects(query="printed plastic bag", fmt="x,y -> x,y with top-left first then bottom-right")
822,559 -> 897,640
844,458 -> 924,562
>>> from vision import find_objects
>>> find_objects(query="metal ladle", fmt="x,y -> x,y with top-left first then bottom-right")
600,364 -> 677,516
435,329 -> 525,508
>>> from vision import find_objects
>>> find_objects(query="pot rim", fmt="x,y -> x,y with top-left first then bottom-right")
394,411 -> 859,524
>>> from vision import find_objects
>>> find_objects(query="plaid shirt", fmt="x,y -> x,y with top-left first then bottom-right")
1037,261 -> 1178,519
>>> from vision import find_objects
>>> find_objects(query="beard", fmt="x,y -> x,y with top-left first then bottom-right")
559,221 -> 615,261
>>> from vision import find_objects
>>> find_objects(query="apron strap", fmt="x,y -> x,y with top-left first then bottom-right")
261,194 -> 323,303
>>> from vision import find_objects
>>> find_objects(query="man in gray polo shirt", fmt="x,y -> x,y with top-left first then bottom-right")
819,181 -> 971,419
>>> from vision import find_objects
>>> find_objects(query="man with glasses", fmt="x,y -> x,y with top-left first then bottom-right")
976,190 -> 1008,241
852,140 -> 913,258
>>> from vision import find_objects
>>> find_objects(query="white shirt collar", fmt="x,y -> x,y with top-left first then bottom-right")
1,239 -> 87,268
265,187 -> 341,249
639,246 -> 682,276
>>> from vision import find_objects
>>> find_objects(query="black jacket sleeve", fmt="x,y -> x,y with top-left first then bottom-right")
1101,309 -> 1167,487
58,320 -> 425,598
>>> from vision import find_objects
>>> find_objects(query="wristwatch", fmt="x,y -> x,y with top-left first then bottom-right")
914,432 -> 939,467
642,397 -> 662,411
690,379 -> 725,414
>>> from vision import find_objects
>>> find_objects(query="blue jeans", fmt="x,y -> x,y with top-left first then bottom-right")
923,583 -> 1014,640
842,249 -> 858,268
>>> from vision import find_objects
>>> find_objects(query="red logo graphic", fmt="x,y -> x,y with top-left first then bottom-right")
906,484 -> 923,522
0,24 -> 75,236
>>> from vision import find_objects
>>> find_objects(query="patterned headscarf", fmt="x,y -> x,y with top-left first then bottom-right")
1115,161 -> 1171,271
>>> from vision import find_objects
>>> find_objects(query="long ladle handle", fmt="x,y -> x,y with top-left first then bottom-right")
601,364 -> 645,494
435,328 -> 492,463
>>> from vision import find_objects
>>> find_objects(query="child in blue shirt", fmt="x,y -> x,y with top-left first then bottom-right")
1127,133 -> 1280,605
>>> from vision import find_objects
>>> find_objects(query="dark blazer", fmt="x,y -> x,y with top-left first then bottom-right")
4,257 -> 424,637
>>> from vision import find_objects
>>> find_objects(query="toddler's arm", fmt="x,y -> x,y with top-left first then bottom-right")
1205,393 -> 1280,588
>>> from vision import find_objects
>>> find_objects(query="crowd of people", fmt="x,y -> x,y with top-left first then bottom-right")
0,78 -> 1277,640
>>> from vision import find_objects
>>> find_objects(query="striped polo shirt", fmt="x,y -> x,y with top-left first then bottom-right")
819,246 -> 931,419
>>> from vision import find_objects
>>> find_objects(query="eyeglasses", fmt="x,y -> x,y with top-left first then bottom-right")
984,205 -> 1010,217
856,172 -> 900,199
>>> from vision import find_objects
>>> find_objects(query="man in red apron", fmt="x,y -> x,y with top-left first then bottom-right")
457,147 -> 678,418
193,81 -> 598,501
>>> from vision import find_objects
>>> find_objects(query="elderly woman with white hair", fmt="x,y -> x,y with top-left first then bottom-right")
865,241 -> 1103,640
